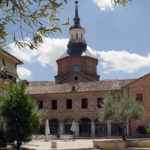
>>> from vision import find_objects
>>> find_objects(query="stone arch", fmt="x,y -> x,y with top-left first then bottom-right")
79,118 -> 91,137
49,119 -> 59,135
111,122 -> 124,136
95,119 -> 107,137
64,119 -> 73,135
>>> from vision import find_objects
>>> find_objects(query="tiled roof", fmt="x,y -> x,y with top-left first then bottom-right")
28,79 -> 134,95
58,49 -> 97,60
0,50 -> 23,64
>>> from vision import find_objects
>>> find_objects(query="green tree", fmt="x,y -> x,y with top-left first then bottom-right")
99,92 -> 144,140
0,0 -> 130,50
0,97 -> 7,148
1,81 -> 39,150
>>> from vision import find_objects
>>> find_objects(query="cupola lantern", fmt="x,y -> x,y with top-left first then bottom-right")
67,1 -> 87,56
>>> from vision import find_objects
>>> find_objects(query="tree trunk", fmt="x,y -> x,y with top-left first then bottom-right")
16,141 -> 22,150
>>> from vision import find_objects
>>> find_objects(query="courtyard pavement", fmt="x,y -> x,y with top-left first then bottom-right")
22,139 -> 94,150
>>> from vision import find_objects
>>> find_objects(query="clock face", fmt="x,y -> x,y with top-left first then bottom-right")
73,64 -> 80,72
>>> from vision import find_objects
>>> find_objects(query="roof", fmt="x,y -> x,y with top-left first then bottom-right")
123,73 -> 150,88
0,50 -> 23,64
27,79 -> 134,95
58,48 -> 98,60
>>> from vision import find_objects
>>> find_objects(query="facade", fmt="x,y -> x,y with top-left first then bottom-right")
0,50 -> 22,82
28,1 -> 150,137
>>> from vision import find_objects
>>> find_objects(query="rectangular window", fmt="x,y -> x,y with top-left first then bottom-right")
136,94 -> 143,102
97,97 -> 104,108
66,99 -> 72,109
51,100 -> 57,110
81,98 -> 88,109
38,101 -> 43,110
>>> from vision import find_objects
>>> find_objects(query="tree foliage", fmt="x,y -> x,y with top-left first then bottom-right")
99,92 -> 144,122
99,92 -> 144,139
0,0 -> 131,50
0,0 -> 68,49
0,96 -> 7,147
0,81 -> 39,150
113,0 -> 130,6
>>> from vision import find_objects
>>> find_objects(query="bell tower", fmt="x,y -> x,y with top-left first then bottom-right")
55,1 -> 99,84
67,1 -> 87,56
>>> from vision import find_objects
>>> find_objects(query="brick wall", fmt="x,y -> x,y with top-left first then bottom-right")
55,56 -> 99,83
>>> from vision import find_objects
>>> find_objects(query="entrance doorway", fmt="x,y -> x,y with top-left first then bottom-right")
111,122 -> 124,136
95,120 -> 107,137
64,119 -> 73,135
49,119 -> 59,135
79,118 -> 91,137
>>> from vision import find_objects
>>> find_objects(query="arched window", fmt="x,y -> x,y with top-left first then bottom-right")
81,33 -> 83,41
71,34 -> 73,40
76,33 -> 78,40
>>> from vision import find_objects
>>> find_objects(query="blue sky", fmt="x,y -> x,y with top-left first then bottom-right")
9,0 -> 150,81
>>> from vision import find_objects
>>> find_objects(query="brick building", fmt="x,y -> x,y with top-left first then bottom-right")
28,1 -> 150,138
0,50 -> 22,82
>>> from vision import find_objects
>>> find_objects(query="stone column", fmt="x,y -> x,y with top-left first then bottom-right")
126,121 -> 129,136
59,121 -> 64,136
107,120 -> 111,137
75,121 -> 79,137
91,120 -> 95,138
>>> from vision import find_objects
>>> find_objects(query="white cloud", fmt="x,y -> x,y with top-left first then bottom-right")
99,50 -> 150,73
8,43 -> 37,63
8,37 -> 150,76
36,38 -> 68,68
93,0 -> 114,11
17,67 -> 32,79
8,38 -> 68,72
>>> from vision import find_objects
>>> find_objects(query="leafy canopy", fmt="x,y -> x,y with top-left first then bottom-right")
0,0 -> 68,49
1,81 -> 39,148
99,92 -> 144,123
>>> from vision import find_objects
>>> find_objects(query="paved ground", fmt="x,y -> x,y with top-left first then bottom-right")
22,138 -> 150,150
23,139 -> 94,150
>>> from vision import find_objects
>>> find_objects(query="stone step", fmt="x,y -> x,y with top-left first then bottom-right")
128,147 -> 150,150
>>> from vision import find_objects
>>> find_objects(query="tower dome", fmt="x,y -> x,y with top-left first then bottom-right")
55,1 -> 99,84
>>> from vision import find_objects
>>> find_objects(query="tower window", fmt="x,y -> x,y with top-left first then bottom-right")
97,97 -> 104,108
66,99 -> 72,109
51,100 -> 57,110
81,98 -> 88,109
71,34 -> 73,39
73,64 -> 80,72
81,33 -> 83,40
76,33 -> 78,40
136,94 -> 143,102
